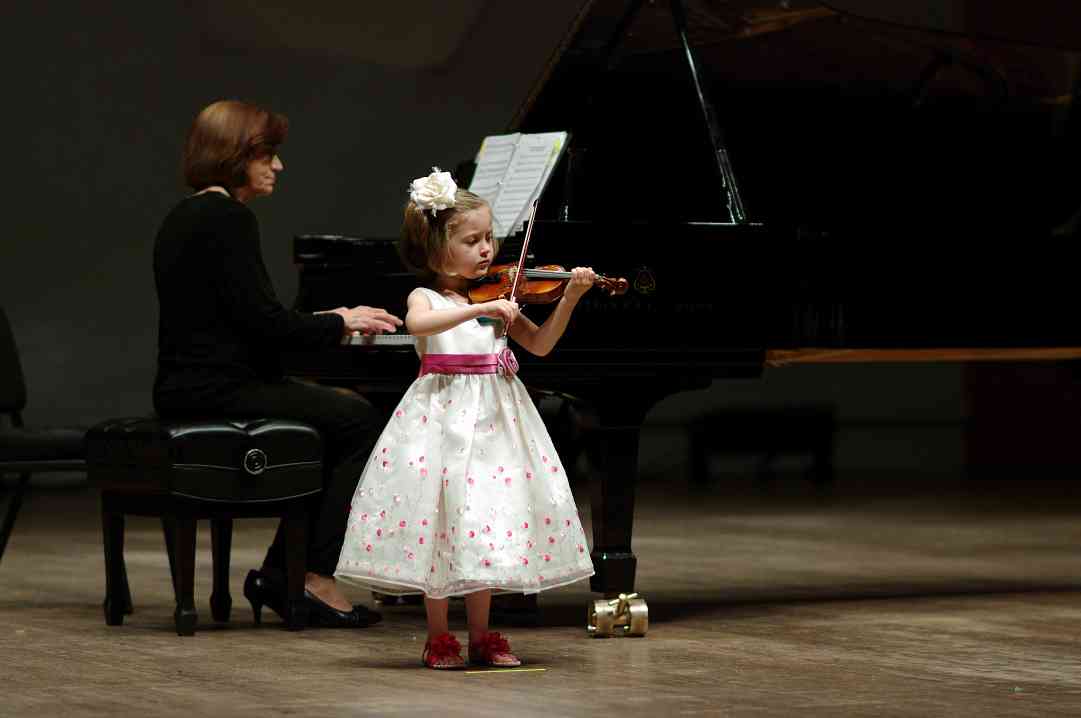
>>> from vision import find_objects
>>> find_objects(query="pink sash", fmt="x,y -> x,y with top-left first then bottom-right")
419,348 -> 519,377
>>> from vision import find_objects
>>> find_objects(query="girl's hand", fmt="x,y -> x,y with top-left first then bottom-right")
476,298 -> 519,327
563,266 -> 596,304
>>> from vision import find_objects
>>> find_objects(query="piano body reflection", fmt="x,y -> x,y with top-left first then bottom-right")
283,0 -> 1081,605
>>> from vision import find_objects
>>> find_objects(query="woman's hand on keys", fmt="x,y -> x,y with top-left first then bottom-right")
326,305 -> 403,335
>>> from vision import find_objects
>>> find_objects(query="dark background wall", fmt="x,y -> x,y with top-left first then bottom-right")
2,0 -> 586,423
5,0 -> 1060,484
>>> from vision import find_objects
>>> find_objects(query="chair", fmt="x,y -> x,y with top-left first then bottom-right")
86,416 -> 323,635
0,307 -> 86,565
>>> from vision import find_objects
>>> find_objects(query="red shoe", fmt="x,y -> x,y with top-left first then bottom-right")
422,633 -> 466,670
468,632 -> 522,667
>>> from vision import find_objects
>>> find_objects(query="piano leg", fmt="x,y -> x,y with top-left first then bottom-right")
578,380 -> 712,637
584,390 -> 670,596
579,389 -> 673,637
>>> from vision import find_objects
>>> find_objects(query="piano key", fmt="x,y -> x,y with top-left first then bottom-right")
343,332 -> 417,346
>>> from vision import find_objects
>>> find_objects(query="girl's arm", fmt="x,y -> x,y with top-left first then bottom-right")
510,267 -> 596,356
405,289 -> 519,337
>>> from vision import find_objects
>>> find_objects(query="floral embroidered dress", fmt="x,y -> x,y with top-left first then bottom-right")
335,287 -> 595,599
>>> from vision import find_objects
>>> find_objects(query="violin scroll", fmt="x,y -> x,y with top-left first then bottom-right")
594,275 -> 629,297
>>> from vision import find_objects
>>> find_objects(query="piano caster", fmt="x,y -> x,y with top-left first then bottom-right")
371,591 -> 396,606
372,591 -> 423,607
587,593 -> 648,637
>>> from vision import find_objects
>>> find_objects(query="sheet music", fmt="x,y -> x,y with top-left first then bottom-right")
468,133 -> 520,210
468,131 -> 567,238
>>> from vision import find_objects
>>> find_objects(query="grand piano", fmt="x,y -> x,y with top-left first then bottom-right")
283,0 -> 1081,616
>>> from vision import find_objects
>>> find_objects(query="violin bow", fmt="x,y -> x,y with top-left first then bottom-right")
494,198 -> 539,337
508,198 -> 539,301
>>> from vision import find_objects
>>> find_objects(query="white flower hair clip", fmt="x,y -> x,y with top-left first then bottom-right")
409,166 -> 457,217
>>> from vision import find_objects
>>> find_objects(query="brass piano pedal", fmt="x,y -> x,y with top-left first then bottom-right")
587,593 -> 648,637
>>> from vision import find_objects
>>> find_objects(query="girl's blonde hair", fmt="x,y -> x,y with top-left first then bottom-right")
399,188 -> 495,283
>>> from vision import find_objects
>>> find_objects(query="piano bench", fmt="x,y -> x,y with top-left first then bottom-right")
85,417 -> 324,636
688,405 -> 836,486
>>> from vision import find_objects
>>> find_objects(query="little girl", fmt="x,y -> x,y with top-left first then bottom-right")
335,168 -> 596,669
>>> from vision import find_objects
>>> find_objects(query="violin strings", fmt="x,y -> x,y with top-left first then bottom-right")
523,270 -> 610,281
523,270 -> 571,279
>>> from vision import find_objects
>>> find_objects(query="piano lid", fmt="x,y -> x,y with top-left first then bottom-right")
505,0 -> 1081,231
820,1 -> 1081,53
511,0 -> 1080,131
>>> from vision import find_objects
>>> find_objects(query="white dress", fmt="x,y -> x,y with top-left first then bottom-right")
335,287 -> 595,599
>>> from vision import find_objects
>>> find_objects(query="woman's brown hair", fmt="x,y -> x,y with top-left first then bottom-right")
399,189 -> 494,284
182,100 -> 288,192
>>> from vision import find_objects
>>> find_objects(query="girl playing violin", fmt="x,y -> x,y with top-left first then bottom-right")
335,168 -> 597,669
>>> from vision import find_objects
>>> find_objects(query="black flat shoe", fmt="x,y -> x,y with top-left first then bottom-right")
243,569 -> 287,625
304,590 -> 382,628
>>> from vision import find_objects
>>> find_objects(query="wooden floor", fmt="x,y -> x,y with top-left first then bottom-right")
3,473 -> 1081,716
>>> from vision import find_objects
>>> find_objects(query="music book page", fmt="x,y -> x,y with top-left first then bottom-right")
467,133 -> 519,203
468,131 -> 567,238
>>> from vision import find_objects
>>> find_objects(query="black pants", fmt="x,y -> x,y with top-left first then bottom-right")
221,378 -> 382,576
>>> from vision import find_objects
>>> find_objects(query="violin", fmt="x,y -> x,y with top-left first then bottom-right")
467,263 -> 629,304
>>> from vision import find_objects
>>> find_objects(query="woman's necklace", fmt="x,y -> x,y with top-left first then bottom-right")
192,186 -> 230,198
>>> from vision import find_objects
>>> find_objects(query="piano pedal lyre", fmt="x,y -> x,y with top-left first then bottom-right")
587,592 -> 648,637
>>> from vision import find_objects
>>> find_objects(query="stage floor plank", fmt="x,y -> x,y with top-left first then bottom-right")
3,476 -> 1081,716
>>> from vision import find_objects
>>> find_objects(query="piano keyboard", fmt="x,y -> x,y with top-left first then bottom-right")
343,332 -> 417,347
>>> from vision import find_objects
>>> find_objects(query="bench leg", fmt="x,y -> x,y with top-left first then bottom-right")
119,556 -> 134,615
0,473 -> 30,565
688,429 -> 708,485
101,494 -> 128,626
810,429 -> 836,487
283,508 -> 308,630
161,517 -> 178,595
173,517 -> 198,636
756,451 -> 778,486
210,519 -> 233,623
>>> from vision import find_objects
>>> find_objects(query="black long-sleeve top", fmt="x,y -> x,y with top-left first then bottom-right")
153,192 -> 344,412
